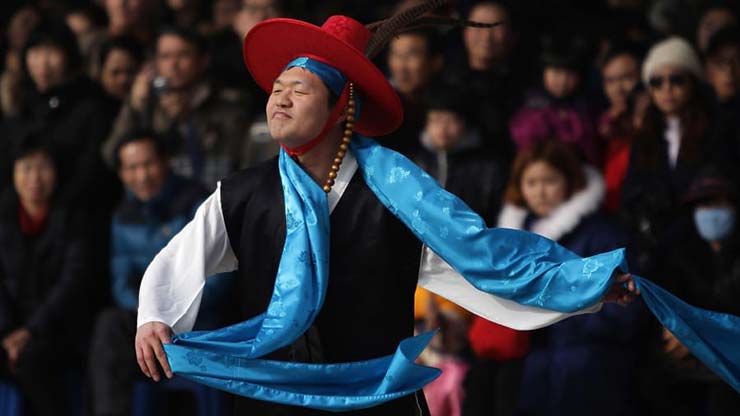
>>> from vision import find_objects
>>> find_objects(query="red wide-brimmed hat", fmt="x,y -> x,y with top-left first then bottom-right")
243,16 -> 403,137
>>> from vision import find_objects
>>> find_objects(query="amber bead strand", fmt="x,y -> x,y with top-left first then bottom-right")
322,83 -> 355,193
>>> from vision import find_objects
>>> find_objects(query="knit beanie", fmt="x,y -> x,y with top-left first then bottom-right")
642,36 -> 704,84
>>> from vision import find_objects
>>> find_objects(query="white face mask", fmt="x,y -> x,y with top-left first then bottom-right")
694,207 -> 736,242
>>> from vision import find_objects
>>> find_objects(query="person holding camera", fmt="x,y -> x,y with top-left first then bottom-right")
103,26 -> 254,189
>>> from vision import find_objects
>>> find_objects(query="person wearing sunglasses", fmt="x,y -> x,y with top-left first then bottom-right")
623,37 -> 705,270
622,35 -> 740,283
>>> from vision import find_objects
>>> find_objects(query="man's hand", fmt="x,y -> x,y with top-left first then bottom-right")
604,272 -> 640,306
1,328 -> 31,372
662,327 -> 691,360
130,63 -> 155,112
135,322 -> 174,382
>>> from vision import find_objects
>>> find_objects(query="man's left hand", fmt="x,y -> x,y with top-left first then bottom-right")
1,328 -> 31,372
604,272 -> 640,306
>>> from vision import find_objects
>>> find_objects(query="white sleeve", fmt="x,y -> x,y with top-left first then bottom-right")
137,182 -> 238,333
417,245 -> 601,330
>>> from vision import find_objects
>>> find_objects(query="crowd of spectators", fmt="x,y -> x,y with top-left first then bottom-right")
0,0 -> 739,415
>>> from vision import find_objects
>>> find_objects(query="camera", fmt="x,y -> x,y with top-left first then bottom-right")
151,76 -> 171,96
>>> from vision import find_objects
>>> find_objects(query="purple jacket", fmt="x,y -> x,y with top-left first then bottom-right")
509,90 -> 600,165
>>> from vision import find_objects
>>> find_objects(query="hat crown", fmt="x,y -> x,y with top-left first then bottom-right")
320,16 -> 371,54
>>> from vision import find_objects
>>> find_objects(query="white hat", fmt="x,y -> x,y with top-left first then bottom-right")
642,36 -> 704,84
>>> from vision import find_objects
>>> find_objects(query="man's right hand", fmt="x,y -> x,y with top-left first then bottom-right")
135,321 -> 174,382
130,63 -> 155,112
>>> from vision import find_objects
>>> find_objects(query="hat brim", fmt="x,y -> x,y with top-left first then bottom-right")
243,18 -> 403,137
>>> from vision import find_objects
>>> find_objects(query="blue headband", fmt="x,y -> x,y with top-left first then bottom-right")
285,57 -> 346,96
284,57 -> 362,118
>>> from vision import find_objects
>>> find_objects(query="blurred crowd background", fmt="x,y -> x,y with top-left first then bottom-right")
0,0 -> 739,415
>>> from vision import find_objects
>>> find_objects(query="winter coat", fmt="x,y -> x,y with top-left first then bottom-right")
509,89 -> 601,166
411,129 -> 507,226
104,81 -> 254,189
497,166 -> 645,416
598,111 -> 635,213
656,223 -> 740,316
621,113 -> 740,273
443,56 -> 528,160
0,190 -> 94,343
1,76 -> 119,210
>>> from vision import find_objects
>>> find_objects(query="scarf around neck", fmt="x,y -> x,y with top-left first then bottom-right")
162,135 -> 740,410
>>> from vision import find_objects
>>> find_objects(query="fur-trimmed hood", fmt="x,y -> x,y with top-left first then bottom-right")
497,165 -> 605,241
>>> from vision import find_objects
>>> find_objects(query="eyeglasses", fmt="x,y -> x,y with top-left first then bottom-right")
648,74 -> 688,89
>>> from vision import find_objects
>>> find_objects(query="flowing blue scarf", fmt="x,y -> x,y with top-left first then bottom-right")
162,59 -> 740,411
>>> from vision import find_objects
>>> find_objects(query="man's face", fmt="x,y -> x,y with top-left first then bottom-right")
602,54 -> 640,109
118,140 -> 168,202
388,34 -> 439,96
266,67 -> 332,148
463,3 -> 514,68
706,44 -> 740,101
155,34 -> 206,89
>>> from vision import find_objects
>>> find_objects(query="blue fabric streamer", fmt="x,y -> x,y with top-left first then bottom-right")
161,133 -> 740,407
634,276 -> 740,391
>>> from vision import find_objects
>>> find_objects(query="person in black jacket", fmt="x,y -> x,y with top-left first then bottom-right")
411,82 -> 508,225
642,168 -> 740,416
621,36 -> 740,274
0,133 -> 94,416
1,17 -> 120,211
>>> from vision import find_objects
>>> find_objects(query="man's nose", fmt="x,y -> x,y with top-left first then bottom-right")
275,92 -> 292,107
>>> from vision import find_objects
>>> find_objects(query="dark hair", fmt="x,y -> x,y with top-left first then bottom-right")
113,130 -> 168,170
22,17 -> 82,79
634,74 -> 709,171
602,39 -> 646,69
392,28 -> 445,57
66,3 -> 107,28
11,127 -> 57,167
504,140 -> 586,207
465,1 -> 517,30
99,35 -> 145,70
540,32 -> 592,73
156,26 -> 208,56
423,81 -> 472,122
705,25 -> 740,59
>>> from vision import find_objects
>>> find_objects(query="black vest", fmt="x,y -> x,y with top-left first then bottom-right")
220,158 -> 423,364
